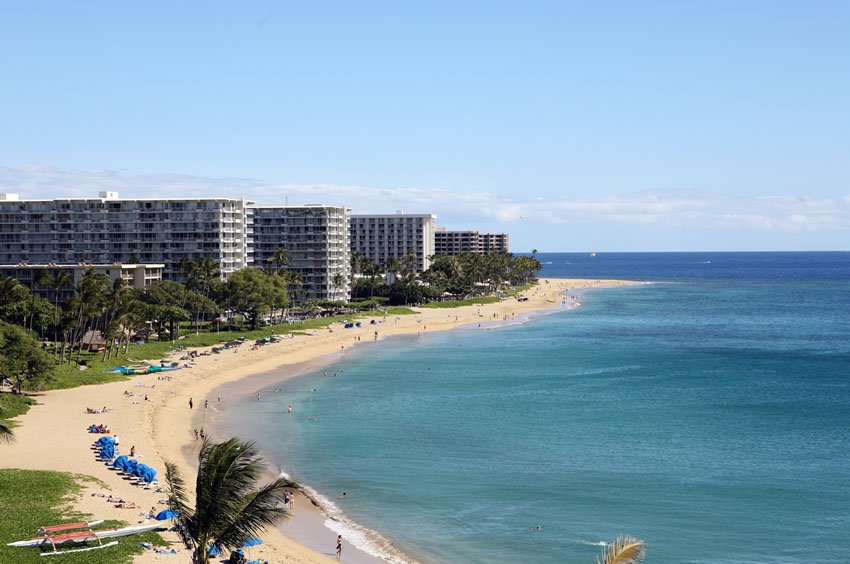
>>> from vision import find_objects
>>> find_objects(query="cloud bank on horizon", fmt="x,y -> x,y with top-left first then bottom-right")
2,165 -> 848,252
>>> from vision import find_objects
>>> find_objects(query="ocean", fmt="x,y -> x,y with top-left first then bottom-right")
220,252 -> 850,563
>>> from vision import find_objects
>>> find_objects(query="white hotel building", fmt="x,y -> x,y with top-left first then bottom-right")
0,192 -> 252,280
250,205 -> 351,302
350,213 -> 437,272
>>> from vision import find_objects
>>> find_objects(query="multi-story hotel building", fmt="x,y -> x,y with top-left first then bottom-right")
0,192 -> 252,280
250,205 -> 351,302
350,213 -> 436,272
0,263 -> 164,302
434,228 -> 509,255
481,232 -> 509,253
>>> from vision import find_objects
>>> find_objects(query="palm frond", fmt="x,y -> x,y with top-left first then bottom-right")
597,535 -> 646,564
214,476 -> 295,549
163,461 -> 192,547
0,421 -> 14,443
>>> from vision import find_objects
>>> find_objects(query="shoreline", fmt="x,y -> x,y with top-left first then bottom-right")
0,278 -> 642,563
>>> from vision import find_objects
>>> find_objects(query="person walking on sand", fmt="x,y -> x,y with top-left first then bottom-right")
189,397 -> 193,409
336,535 -> 343,560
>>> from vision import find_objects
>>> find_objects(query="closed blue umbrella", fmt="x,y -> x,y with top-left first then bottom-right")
207,544 -> 222,556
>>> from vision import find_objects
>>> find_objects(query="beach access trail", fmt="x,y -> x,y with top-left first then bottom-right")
1,278 -> 635,563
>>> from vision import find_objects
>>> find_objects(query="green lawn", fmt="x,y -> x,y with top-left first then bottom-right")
419,296 -> 501,308
0,393 -> 36,428
0,469 -> 164,563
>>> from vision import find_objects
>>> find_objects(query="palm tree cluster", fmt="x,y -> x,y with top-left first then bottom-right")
352,250 -> 542,305
0,252 -> 301,364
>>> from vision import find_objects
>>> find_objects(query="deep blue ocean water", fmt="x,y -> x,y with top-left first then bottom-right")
222,252 -> 850,563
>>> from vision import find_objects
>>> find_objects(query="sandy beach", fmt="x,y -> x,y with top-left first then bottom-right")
1,278 -> 637,563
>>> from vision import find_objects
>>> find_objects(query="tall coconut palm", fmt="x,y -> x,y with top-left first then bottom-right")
596,535 -> 646,564
164,438 -> 298,564
37,269 -> 72,351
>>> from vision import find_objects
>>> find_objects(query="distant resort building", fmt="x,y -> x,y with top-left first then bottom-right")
250,205 -> 351,302
350,213 -> 437,272
0,262 -> 163,301
0,192 -> 251,280
434,228 -> 509,255
1,191 -> 509,303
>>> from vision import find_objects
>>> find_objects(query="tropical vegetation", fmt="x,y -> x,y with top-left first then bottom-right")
164,438 -> 298,564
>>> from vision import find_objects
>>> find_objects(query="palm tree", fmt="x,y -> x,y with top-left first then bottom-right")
0,276 -> 29,322
267,246 -> 291,271
596,535 -> 646,564
164,438 -> 298,564
36,269 -> 72,353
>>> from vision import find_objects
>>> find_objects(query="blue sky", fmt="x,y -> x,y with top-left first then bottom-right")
1,1 -> 848,251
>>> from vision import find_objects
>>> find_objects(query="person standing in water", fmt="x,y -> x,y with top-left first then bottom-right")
288,404 -> 293,414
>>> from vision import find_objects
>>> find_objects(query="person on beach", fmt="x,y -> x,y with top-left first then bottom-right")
130,445 -> 136,456
336,535 -> 343,560
189,397 -> 193,409
257,393 -> 261,401
204,399 -> 208,409
193,429 -> 199,440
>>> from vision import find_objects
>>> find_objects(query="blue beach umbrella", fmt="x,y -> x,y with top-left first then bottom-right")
207,544 -> 222,556
155,509 -> 178,520
241,537 -> 263,547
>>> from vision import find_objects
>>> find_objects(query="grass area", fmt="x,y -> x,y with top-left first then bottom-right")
0,393 -> 37,428
44,310 -> 415,390
381,307 -> 418,315
505,283 -> 533,296
419,296 -> 501,308
0,469 -> 164,563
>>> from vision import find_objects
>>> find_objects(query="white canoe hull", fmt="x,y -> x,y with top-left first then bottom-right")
9,522 -> 161,548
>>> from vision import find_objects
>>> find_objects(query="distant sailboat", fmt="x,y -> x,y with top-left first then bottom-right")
589,252 -> 596,257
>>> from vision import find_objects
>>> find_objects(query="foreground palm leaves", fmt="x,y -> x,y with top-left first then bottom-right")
165,438 -> 298,564
596,535 -> 647,564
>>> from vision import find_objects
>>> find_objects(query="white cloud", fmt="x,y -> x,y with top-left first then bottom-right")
1,165 -> 848,234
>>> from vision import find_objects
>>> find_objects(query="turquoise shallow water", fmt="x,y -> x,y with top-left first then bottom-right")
222,253 -> 850,563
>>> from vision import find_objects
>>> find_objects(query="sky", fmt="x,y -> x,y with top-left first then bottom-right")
1,1 -> 848,252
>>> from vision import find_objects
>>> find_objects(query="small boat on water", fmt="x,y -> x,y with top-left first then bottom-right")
9,522 -> 161,553
589,252 -> 597,257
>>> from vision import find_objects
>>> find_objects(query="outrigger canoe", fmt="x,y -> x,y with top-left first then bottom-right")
9,522 -> 161,554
